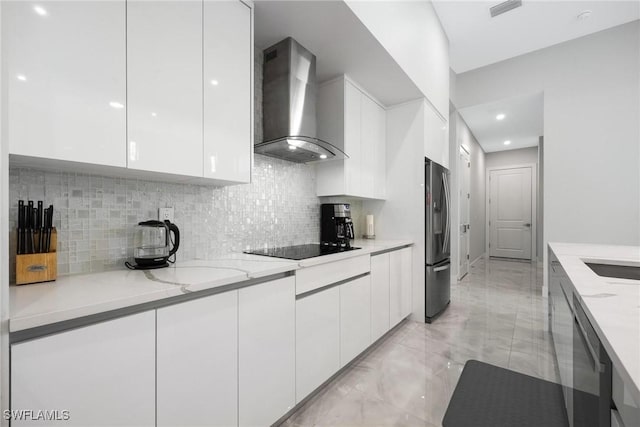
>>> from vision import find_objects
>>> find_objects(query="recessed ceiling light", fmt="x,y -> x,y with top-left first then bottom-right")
210,79 -> 219,86
577,10 -> 592,21
151,112 -> 157,117
16,74 -> 27,82
33,5 -> 48,16
496,113 -> 505,120
288,145 -> 297,150
504,140 -> 511,145
109,101 -> 124,109
319,154 -> 327,159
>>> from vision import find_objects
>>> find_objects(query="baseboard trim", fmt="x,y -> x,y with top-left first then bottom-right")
470,253 -> 485,267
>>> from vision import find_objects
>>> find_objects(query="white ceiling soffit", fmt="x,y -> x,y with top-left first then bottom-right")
254,1 -> 423,106
458,92 -> 543,153
432,0 -> 640,73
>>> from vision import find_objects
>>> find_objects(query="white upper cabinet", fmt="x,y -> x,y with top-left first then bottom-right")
3,0 -> 126,167
127,0 -> 203,177
316,76 -> 386,199
424,101 -> 449,168
203,0 -> 252,183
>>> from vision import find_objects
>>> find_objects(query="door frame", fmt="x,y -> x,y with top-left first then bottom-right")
458,146 -> 470,279
485,163 -> 537,262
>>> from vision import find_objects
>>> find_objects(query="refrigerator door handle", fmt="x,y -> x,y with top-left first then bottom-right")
433,264 -> 450,272
442,172 -> 451,253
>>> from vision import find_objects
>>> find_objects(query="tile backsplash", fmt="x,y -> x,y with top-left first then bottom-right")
9,155 -> 320,280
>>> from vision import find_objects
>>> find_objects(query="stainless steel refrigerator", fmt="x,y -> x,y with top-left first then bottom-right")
425,158 -> 451,323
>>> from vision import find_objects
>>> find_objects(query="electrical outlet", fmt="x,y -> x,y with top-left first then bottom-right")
158,207 -> 174,223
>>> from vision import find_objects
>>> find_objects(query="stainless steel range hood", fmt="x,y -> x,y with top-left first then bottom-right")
256,37 -> 347,163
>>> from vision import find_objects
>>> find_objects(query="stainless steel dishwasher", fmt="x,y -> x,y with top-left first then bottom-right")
573,294 -> 612,427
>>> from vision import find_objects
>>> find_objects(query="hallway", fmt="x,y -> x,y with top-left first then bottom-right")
284,258 -> 557,426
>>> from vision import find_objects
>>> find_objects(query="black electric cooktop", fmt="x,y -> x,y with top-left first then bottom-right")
244,244 -> 360,260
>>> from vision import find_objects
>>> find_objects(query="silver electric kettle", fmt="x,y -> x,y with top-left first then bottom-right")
126,220 -> 180,270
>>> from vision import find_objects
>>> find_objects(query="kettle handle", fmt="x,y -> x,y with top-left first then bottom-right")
165,221 -> 180,257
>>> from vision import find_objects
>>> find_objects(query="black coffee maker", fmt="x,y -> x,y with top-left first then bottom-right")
321,204 -> 355,248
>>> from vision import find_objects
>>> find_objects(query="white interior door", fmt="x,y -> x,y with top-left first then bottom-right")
489,167 -> 533,260
458,148 -> 471,278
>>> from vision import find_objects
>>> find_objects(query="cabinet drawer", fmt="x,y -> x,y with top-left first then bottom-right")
296,255 -> 370,295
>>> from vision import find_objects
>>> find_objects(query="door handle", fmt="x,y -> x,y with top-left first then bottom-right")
434,264 -> 450,272
523,223 -> 531,227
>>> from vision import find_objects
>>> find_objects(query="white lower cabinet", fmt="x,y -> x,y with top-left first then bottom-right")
340,275 -> 372,366
295,286 -> 340,403
239,276 -> 296,426
371,253 -> 391,341
390,247 -> 412,327
11,312 -> 155,426
156,291 -> 238,427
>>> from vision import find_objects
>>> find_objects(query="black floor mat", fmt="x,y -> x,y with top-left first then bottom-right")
443,360 -> 569,427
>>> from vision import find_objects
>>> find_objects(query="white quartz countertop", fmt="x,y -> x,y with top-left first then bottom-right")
549,242 -> 640,404
10,240 -> 412,333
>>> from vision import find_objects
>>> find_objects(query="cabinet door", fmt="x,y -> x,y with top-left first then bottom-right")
3,1 -> 126,167
127,0 -> 203,177
296,286 -> 340,402
157,291 -> 238,427
424,103 -> 449,169
239,277 -> 295,426
203,0 -> 251,183
340,275 -> 371,366
360,95 -> 378,198
11,312 -> 155,426
371,253 -> 390,341
390,247 -> 412,326
344,81 -> 362,195
374,101 -> 387,199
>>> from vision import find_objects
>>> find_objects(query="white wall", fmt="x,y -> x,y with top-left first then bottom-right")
485,146 -> 538,169
456,22 -> 640,291
363,99 -> 426,321
345,0 -> 450,118
450,111 -> 486,281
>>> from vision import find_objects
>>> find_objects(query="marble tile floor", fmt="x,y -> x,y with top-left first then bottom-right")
282,257 -> 557,427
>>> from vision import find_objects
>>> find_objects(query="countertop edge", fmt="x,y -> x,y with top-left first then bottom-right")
548,242 -> 640,406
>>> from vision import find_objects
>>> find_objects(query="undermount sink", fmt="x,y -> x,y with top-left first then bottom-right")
585,262 -> 640,281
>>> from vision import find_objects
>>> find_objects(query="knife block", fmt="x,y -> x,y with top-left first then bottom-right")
16,228 -> 57,285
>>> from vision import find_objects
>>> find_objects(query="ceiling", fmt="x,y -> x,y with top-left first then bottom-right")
458,92 -> 543,153
254,1 -> 423,106
433,0 -> 640,73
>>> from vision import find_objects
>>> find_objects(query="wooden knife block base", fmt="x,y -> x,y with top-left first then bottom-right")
16,229 -> 57,285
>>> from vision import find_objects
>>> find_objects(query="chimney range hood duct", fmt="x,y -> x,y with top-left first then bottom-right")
256,37 -> 347,163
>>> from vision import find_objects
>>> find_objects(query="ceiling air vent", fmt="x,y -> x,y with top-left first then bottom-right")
490,0 -> 522,18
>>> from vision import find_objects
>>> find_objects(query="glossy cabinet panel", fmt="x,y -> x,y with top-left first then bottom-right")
371,253 -> 391,341
344,81 -> 363,195
11,312 -> 155,426
3,1 -> 126,167
296,286 -> 340,402
203,0 -> 252,183
424,102 -> 449,169
127,0 -> 203,177
340,275 -> 372,366
157,291 -> 238,427
390,247 -> 412,327
239,276 -> 296,426
316,76 -> 386,199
